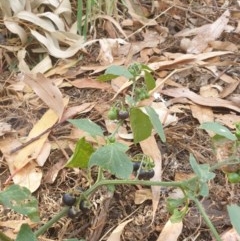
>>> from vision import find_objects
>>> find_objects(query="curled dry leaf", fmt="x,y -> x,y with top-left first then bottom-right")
0,122 -> 12,136
157,220 -> 183,241
23,73 -> 65,119
217,228 -> 240,241
178,10 -> 230,53
71,77 -> 110,90
134,189 -> 153,204
106,219 -> 133,241
97,38 -> 127,65
140,136 -> 162,221
161,88 -> 240,113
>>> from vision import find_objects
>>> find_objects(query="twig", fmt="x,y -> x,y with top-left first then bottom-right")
9,123 -> 61,155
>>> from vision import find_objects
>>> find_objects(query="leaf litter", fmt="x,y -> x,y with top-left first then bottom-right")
0,0 -> 240,240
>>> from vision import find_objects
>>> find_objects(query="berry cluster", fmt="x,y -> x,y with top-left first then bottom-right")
62,193 -> 89,219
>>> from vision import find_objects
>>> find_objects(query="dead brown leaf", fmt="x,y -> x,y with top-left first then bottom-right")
176,10 -> 230,53
23,73 -> 64,119
140,136 -> 162,221
157,220 -> 183,241
134,189 -> 153,204
161,88 -> 240,113
106,219 -> 133,241
71,77 -> 111,90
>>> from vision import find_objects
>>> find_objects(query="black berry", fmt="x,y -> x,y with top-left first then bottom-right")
132,162 -> 141,172
67,206 -> 78,219
62,193 -> 76,206
138,169 -> 155,180
117,110 -> 129,120
80,200 -> 90,213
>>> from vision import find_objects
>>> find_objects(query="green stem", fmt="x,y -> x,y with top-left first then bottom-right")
34,207 -> 69,237
192,197 -> 222,241
0,232 -> 13,241
83,179 -> 185,197
34,179 -> 184,237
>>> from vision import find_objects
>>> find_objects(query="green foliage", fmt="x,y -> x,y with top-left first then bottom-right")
170,209 -> 186,223
200,122 -> 237,141
0,185 -> 40,222
68,118 -> 104,137
66,137 -> 94,168
189,154 -> 215,197
16,224 -> 37,241
227,204 -> 240,235
145,106 -> 166,142
143,69 -> 155,91
227,172 -> 240,183
97,73 -> 119,82
167,198 -> 186,214
89,142 -> 133,179
236,122 -> 240,139
105,65 -> 133,79
130,107 -> 152,143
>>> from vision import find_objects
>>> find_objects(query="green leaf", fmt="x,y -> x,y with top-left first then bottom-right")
170,209 -> 185,223
236,122 -> 240,139
0,185 -> 39,222
189,154 -> 215,183
105,65 -> 133,79
66,137 -> 94,168
16,224 -> 37,241
167,198 -> 185,214
130,107 -> 152,143
68,119 -> 104,137
97,74 -> 119,82
227,204 -> 240,235
200,122 -> 237,141
199,182 -> 209,197
143,70 -> 155,91
145,106 -> 166,142
89,142 -> 133,179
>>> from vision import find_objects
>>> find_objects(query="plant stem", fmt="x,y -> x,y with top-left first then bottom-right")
192,197 -> 222,241
34,207 -> 69,237
0,232 -> 13,241
34,179 -> 184,237
83,179 -> 185,197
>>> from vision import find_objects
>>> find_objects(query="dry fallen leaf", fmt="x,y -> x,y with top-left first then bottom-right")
157,220 -> 183,241
71,77 -> 110,90
216,228 -> 240,241
134,188 -> 153,204
60,102 -> 96,122
0,122 -> 12,136
161,88 -> 240,113
106,219 -> 133,241
23,73 -> 65,119
190,105 -> 214,136
176,10 -> 230,53
140,136 -> 162,221
43,158 -> 66,184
